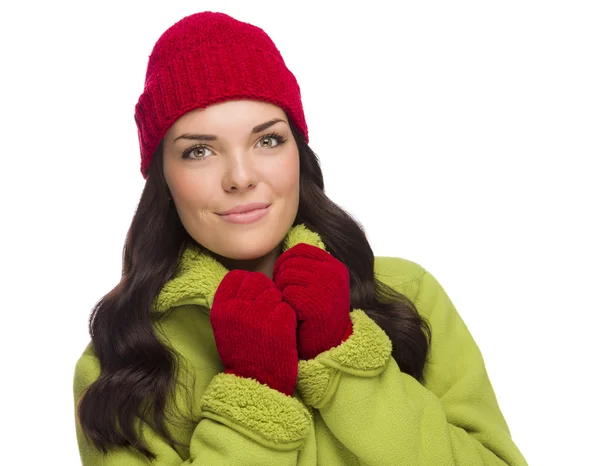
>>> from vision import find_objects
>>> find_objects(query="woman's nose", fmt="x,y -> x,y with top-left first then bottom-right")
221,152 -> 259,192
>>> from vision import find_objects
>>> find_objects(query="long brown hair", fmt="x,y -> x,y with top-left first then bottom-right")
76,119 -> 431,460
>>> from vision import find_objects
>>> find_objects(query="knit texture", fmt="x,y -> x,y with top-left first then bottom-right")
274,243 -> 354,360
134,11 -> 308,178
210,270 -> 299,396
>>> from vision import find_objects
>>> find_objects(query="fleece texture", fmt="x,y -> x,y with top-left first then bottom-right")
296,309 -> 392,408
199,373 -> 311,449
73,224 -> 528,465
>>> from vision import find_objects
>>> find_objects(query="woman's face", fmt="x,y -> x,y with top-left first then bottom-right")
163,100 -> 300,261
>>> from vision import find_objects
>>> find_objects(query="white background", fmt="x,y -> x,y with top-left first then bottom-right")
1,1 -> 598,464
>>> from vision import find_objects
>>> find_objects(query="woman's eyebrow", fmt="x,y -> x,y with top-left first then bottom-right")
173,118 -> 286,143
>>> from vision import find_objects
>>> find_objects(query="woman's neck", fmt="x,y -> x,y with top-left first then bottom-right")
215,245 -> 282,279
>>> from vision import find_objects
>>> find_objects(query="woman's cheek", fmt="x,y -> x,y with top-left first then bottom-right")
268,150 -> 300,193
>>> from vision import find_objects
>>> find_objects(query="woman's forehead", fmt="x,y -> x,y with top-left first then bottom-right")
167,100 -> 288,139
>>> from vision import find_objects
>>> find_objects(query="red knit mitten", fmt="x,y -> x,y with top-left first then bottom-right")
210,270 -> 298,396
273,243 -> 353,361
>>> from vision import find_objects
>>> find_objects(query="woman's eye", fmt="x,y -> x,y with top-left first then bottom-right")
183,146 -> 213,160
257,135 -> 282,148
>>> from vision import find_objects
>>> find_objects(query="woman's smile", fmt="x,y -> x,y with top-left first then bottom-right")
217,204 -> 271,224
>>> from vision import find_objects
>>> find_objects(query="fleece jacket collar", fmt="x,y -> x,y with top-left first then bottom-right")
151,224 -> 326,314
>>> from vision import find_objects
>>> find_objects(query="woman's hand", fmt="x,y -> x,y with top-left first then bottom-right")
273,243 -> 353,361
210,270 -> 298,396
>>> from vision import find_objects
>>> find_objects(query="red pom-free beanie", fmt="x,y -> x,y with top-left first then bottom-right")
134,11 -> 309,179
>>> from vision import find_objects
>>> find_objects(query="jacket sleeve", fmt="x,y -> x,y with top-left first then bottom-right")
295,267 -> 528,466
73,353 -> 312,465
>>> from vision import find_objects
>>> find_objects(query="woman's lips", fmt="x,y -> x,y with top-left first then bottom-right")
217,205 -> 270,224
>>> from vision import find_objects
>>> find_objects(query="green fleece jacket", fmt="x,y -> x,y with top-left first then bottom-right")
73,224 -> 527,465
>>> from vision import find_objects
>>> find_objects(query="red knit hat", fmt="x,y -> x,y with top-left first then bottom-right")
134,11 -> 309,179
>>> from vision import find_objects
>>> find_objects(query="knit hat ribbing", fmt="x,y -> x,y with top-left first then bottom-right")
134,11 -> 309,179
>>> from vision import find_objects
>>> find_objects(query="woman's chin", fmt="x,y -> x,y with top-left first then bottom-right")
221,244 -> 277,262
202,235 -> 278,262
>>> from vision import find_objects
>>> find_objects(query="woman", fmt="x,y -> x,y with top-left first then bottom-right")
73,11 -> 527,465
